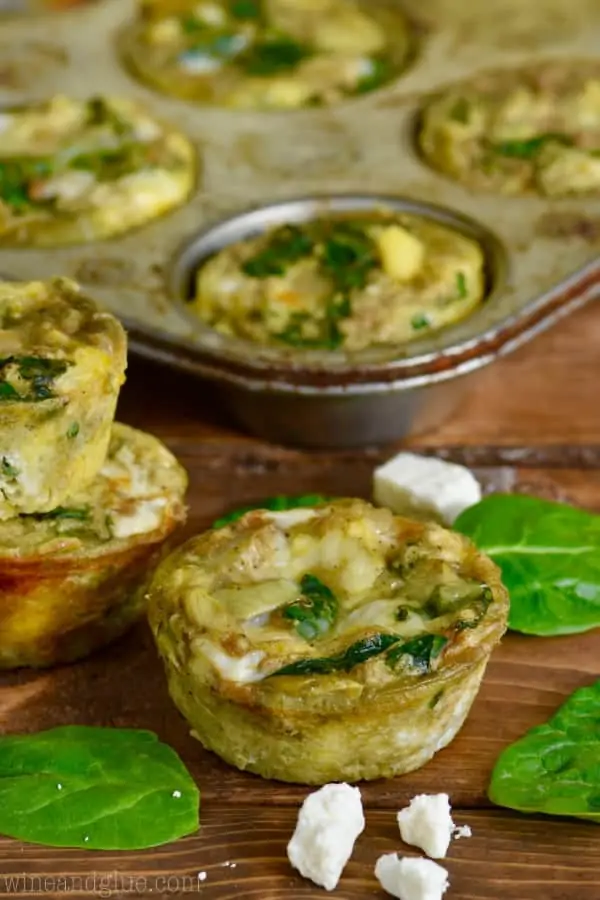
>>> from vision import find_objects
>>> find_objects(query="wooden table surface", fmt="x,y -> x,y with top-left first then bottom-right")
1,301 -> 599,900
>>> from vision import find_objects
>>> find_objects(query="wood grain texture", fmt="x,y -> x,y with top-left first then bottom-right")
1,809 -> 599,900
0,300 -> 599,899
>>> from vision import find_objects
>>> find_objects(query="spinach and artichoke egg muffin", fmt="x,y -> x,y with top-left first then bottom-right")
122,0 -> 410,110
0,94 -> 195,246
0,423 -> 188,669
190,212 -> 486,351
0,278 -> 127,520
419,61 -> 600,197
147,499 -> 508,784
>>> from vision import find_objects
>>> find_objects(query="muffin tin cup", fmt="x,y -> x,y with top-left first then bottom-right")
0,0 -> 598,446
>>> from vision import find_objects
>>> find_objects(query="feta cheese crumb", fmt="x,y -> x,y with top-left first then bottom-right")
197,872 -> 207,882
287,783 -> 365,891
375,854 -> 449,900
373,452 -> 481,525
172,790 -> 182,798
453,824 -> 472,840
397,794 -> 454,859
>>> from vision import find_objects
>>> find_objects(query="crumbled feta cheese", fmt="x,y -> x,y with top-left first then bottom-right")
375,854 -> 449,900
397,794 -> 454,859
373,452 -> 481,525
197,871 -> 207,882
453,824 -> 472,840
287,783 -> 365,891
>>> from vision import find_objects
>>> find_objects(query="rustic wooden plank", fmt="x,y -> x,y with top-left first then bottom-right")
117,302 -> 600,448
1,807 -> 598,900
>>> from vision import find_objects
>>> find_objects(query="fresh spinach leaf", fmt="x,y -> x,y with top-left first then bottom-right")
271,633 -> 401,676
240,37 -> 310,76
0,726 -> 200,849
242,225 -> 314,278
386,634 -> 448,673
212,493 -> 330,529
454,494 -> 600,636
488,679 -> 600,823
491,133 -> 571,159
283,573 -> 338,640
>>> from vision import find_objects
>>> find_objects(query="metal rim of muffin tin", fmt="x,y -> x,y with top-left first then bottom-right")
0,0 -> 598,416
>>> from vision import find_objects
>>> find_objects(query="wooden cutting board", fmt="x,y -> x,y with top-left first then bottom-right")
0,302 -> 599,900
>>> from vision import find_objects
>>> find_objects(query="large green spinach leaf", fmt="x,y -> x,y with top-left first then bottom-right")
489,680 -> 600,822
454,494 -> 600,636
0,727 -> 200,850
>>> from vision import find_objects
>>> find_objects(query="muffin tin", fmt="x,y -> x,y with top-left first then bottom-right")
0,0 -> 598,447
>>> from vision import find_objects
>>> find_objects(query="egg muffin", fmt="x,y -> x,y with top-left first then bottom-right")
147,499 -> 508,784
0,94 -> 195,246
190,211 -> 486,351
122,0 -> 411,110
0,423 -> 187,669
419,60 -> 600,197
0,278 -> 127,520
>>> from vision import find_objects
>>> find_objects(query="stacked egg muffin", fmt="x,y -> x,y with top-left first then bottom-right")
0,277 -> 188,668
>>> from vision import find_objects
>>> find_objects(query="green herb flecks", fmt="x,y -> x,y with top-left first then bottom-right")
32,506 -> 90,522
271,633 -> 401,677
66,422 -> 80,439
242,225 -> 314,278
0,726 -> 200,850
319,222 -> 378,295
488,679 -> 600,823
411,312 -> 430,331
230,0 -> 261,19
0,381 -> 20,401
282,574 -> 338,640
449,97 -> 471,123
240,36 -> 311,76
353,56 -> 393,95
491,133 -> 572,160
456,271 -> 468,299
0,158 -> 54,212
455,494 -> 600,636
85,97 -> 130,137
181,14 -> 207,34
0,457 -> 18,480
386,634 -> 448,674
0,356 -> 71,402
212,493 -> 330,529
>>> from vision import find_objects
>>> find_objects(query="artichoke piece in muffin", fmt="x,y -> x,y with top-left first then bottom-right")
0,94 -> 195,246
0,278 -> 127,520
147,498 -> 508,784
419,60 -> 600,197
121,0 -> 410,110
0,423 -> 187,669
